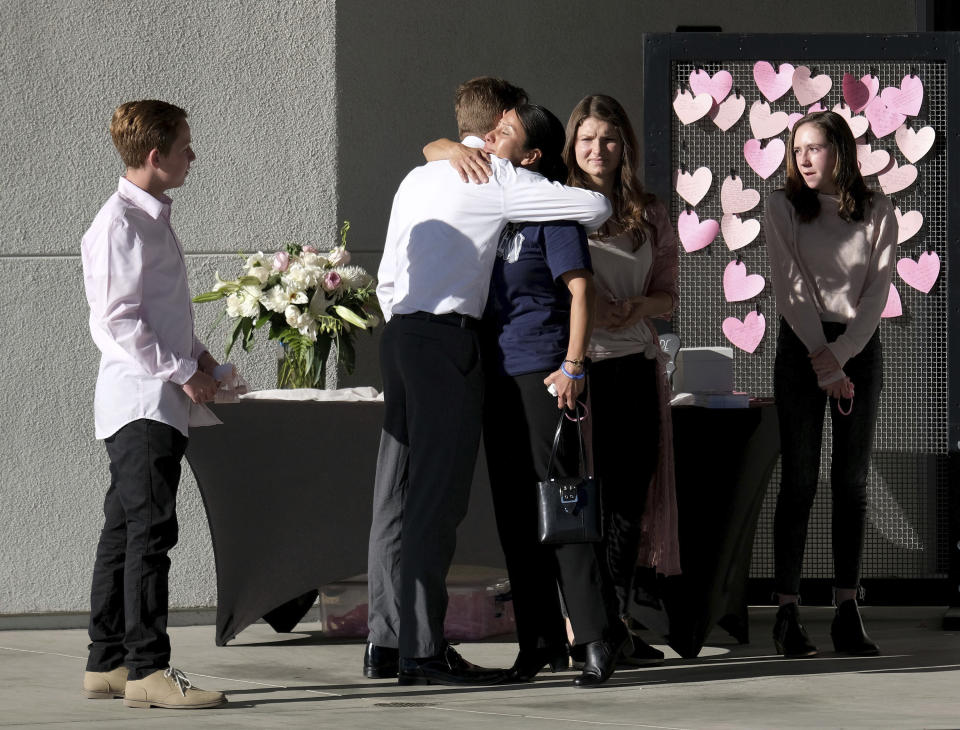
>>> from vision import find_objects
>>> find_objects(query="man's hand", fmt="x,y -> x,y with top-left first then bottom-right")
182,369 -> 218,404
823,376 -> 854,400
197,350 -> 220,376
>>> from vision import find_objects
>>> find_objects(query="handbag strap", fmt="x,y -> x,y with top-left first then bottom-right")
543,403 -> 588,480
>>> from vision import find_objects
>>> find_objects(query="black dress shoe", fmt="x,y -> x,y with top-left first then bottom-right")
363,643 -> 399,679
773,603 -> 818,658
398,645 -> 509,686
506,646 -> 569,683
831,599 -> 880,656
618,634 -> 665,667
572,636 -> 627,687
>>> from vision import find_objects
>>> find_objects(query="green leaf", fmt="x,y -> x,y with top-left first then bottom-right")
225,317 -> 245,358
240,318 -> 254,353
193,290 -> 228,303
254,312 -> 272,329
334,304 -> 368,329
338,334 -> 356,374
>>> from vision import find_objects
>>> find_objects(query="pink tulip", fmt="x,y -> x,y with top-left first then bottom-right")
273,251 -> 290,272
322,271 -> 342,292
302,245 -> 318,253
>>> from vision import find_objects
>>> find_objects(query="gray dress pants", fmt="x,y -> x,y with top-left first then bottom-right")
366,314 -> 484,658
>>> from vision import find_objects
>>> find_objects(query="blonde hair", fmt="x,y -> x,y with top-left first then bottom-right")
110,100 -> 187,168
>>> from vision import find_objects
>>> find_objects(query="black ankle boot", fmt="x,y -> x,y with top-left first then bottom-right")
572,635 -> 627,687
773,602 -> 818,658
506,646 -> 569,682
831,599 -> 880,655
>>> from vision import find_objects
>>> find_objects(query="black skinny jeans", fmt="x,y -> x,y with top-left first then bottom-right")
773,319 -> 882,596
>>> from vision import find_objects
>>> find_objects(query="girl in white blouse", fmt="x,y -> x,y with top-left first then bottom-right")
765,110 -> 897,659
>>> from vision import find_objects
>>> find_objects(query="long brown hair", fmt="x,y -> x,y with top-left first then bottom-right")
784,110 -> 873,222
563,94 -> 656,250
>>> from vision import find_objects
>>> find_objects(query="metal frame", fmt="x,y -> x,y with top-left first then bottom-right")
643,33 -> 960,613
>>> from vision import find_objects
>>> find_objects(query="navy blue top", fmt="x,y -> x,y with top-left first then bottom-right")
483,220 -> 592,376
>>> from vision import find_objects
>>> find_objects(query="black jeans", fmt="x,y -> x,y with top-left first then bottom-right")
773,319 -> 883,596
590,354 -> 660,616
86,419 -> 185,679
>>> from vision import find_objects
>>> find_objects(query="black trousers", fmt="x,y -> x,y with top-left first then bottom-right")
367,315 -> 484,658
86,418 -> 186,680
590,354 -> 660,616
773,319 -> 883,595
483,370 -> 617,649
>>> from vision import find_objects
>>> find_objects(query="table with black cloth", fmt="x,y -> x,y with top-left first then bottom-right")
186,398 -> 779,653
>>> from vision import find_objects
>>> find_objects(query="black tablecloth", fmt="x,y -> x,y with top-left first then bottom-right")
187,399 -> 779,650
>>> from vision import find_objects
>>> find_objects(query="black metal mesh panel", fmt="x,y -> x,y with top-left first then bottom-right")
668,60 -> 948,581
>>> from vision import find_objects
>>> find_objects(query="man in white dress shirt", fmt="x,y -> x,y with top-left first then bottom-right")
365,78 -> 612,685
80,100 -> 225,709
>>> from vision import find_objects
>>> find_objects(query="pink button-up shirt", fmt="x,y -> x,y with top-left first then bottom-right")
82,177 -> 207,439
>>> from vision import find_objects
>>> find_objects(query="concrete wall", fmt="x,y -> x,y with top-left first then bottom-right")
1,0 -> 917,615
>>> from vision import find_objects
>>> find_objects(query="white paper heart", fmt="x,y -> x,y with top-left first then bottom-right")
754,61 -> 795,101
865,97 -> 907,138
894,206 -> 923,245
721,214 -> 761,251
876,160 -> 918,195
689,69 -> 733,104
856,143 -> 892,177
673,89 -> 714,125
673,166 -> 713,206
879,75 -> 924,117
709,93 -> 746,132
677,209 -> 719,253
793,66 -> 832,106
895,124 -> 935,164
897,251 -> 940,293
881,282 -> 902,318
722,311 -> 766,353
723,259 -> 765,301
832,103 -> 869,139
749,100 -> 789,139
720,175 -> 761,215
743,138 -> 785,180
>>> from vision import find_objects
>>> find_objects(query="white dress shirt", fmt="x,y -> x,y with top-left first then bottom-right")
376,140 -> 612,321
82,177 -> 208,439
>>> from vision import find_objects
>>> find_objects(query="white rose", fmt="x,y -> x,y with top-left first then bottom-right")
239,293 -> 260,319
282,262 -> 315,291
285,305 -> 301,327
225,294 -> 244,318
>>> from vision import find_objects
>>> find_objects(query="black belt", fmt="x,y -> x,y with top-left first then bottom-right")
395,311 -> 482,330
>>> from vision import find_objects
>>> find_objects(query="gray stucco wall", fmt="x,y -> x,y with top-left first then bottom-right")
2,0 -> 917,616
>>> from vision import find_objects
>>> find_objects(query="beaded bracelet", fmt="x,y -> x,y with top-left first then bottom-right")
559,362 -> 585,380
563,358 -> 584,368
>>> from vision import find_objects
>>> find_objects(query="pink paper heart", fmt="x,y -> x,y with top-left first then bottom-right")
793,66 -> 832,106
877,160 -> 918,195
831,103 -> 869,139
720,175 -> 761,215
673,166 -> 713,206
856,143 -> 892,177
721,214 -> 761,251
723,259 -> 765,301
881,283 -> 902,319
786,112 -> 804,131
897,251 -> 940,293
722,311 -> 766,353
689,69 -> 733,104
743,138 -> 785,180
754,61 -> 795,101
895,124 -> 936,163
842,73 -> 872,113
865,97 -> 907,138
807,102 -> 827,113
709,93 -> 746,132
894,206 -> 923,245
677,209 -> 719,253
748,100 -> 789,139
879,75 -> 924,116
673,89 -> 714,125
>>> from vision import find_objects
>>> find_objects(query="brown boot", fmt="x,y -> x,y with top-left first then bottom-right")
83,665 -> 128,699
123,667 -> 226,709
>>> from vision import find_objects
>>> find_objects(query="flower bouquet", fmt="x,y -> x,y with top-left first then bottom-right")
194,222 -> 380,388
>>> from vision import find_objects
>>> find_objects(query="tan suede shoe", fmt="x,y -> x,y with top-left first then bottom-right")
123,667 -> 226,709
83,665 -> 128,699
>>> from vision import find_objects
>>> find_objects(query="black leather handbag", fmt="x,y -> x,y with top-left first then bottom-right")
536,404 -> 603,544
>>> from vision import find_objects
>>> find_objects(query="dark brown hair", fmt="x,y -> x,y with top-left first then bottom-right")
563,94 -> 655,250
514,104 -> 568,183
110,100 -> 188,168
454,76 -> 527,139
784,110 -> 873,222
